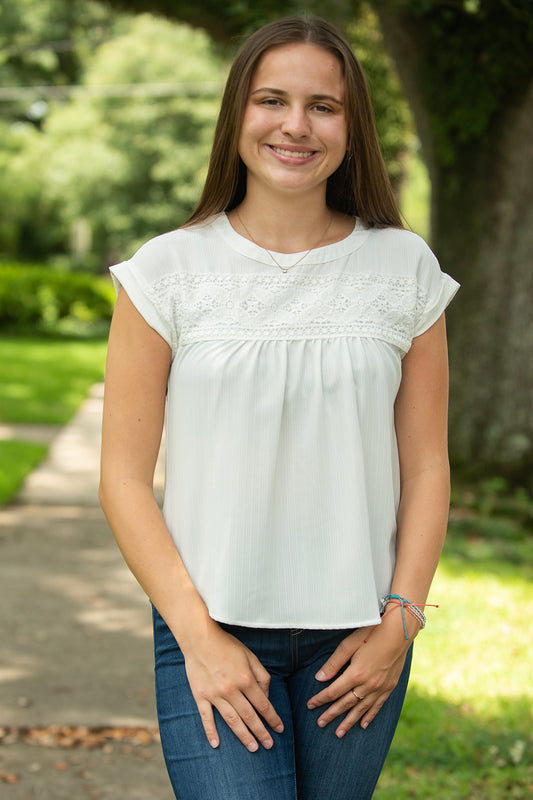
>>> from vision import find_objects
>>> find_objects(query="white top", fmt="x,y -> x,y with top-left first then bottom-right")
110,213 -> 459,629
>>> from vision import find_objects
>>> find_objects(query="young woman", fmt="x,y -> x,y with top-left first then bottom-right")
99,15 -> 459,800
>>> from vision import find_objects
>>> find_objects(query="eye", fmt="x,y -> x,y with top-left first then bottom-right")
260,97 -> 283,107
313,104 -> 333,114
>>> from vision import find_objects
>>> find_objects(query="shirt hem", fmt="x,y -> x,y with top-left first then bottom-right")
209,612 -> 382,631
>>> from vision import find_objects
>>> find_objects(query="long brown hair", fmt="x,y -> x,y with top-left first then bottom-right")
184,15 -> 402,229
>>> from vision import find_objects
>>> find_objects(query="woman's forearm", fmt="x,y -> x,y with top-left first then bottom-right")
390,459 -> 450,607
100,289 -> 217,650
391,314 -> 452,612
99,477 -> 215,649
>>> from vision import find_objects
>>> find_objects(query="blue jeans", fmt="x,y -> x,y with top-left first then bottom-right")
153,606 -> 412,800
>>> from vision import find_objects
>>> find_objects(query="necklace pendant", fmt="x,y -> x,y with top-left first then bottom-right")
234,207 -> 334,275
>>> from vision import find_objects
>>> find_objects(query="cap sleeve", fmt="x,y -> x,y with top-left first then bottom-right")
414,246 -> 460,338
109,240 -> 178,353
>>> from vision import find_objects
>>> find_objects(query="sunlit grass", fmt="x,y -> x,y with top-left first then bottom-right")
0,336 -> 107,424
375,515 -> 533,799
0,336 -> 108,505
414,568 -> 531,711
0,440 -> 48,506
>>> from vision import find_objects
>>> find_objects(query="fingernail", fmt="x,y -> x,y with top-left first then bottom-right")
317,718 -> 326,727
248,741 -> 259,752
307,702 -> 316,709
315,670 -> 326,680
210,739 -> 219,748
361,721 -> 368,730
274,724 -> 284,733
336,729 -> 345,738
262,738 -> 273,749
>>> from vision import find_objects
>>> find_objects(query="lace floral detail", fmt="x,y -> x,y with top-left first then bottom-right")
146,272 -> 428,353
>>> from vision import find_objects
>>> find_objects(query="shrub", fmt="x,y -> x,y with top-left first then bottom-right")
0,264 -> 115,334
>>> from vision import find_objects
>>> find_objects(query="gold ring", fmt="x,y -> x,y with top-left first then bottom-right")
351,688 -> 364,701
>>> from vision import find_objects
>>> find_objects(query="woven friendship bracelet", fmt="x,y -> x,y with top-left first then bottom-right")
362,594 -> 439,644
379,594 -> 439,640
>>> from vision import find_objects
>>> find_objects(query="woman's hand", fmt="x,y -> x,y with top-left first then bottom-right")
181,622 -> 285,752
306,611 -> 417,737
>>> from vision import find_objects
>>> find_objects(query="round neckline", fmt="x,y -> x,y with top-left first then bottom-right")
214,212 -> 370,267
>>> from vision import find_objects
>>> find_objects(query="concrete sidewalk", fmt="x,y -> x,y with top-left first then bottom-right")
0,385 -> 173,798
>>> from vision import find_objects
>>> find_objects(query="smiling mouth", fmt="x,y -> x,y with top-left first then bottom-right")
269,145 -> 316,159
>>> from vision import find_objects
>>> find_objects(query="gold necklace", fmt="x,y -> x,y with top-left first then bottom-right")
235,209 -> 334,274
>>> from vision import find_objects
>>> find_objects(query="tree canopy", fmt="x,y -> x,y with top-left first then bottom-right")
0,4 -> 224,263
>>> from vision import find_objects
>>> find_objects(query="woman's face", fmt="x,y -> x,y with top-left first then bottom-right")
238,43 -> 348,201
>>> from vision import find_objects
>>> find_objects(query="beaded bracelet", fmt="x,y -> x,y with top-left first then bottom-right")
379,594 -> 439,640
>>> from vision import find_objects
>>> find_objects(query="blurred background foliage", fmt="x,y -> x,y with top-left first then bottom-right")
0,0 -> 414,275
0,4 -> 225,269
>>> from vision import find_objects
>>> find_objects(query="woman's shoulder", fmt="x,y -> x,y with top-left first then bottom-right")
135,216 -> 221,259
119,215 -> 223,279
367,225 -> 434,253
361,225 -> 440,275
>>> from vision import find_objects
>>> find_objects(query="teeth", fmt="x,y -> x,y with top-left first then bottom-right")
271,146 -> 315,158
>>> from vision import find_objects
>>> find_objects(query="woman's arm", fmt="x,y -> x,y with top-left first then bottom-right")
390,312 -> 451,603
307,313 -> 451,735
99,289 -> 283,751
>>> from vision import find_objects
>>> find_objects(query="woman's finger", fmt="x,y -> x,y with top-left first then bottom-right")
194,672 -> 283,750
333,692 -> 383,737
197,698 -> 221,749
308,668 -> 365,709
212,697 -> 262,752
243,681 -> 285,736
214,693 -> 277,752
247,649 -> 273,699
359,694 -> 389,730
314,628 -> 368,683
315,686 -> 371,729
316,685 -> 391,735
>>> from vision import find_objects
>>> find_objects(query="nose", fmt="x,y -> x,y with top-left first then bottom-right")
280,105 -> 311,138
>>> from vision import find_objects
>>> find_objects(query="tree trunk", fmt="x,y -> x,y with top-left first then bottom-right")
378,10 -> 533,483
436,84 -> 533,481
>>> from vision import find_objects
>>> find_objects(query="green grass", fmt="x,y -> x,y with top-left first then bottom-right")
0,440 -> 48,506
0,335 -> 107,506
0,336 -> 107,424
375,513 -> 533,799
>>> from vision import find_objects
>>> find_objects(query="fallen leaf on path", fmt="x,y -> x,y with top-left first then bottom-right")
0,726 -> 160,750
0,770 -> 19,784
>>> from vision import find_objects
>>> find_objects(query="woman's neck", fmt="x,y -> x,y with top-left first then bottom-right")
233,188 -> 336,254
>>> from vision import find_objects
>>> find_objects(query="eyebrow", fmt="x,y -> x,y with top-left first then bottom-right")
250,87 -> 343,106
